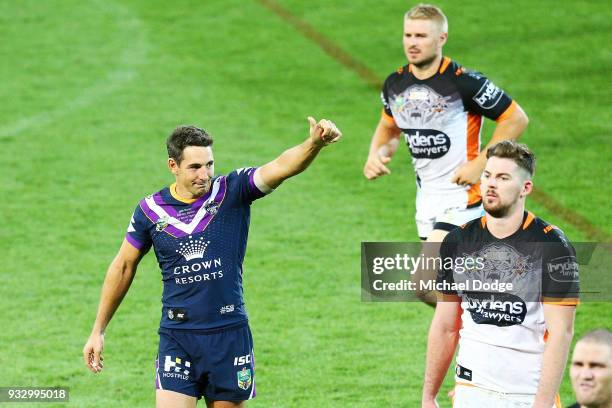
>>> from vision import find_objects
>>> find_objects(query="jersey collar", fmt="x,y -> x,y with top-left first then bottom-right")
170,183 -> 205,204
407,56 -> 452,76
481,211 -> 536,240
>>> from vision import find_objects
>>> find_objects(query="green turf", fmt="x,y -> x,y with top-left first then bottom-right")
1,0 -> 610,407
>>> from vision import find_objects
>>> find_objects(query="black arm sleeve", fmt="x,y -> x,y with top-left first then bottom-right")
436,232 -> 459,295
541,230 -> 580,304
456,69 -> 514,120
381,74 -> 393,118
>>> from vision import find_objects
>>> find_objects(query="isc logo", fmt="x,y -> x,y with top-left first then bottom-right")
233,354 -> 252,366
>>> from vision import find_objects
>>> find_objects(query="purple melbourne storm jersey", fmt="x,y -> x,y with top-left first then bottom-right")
125,168 -> 269,330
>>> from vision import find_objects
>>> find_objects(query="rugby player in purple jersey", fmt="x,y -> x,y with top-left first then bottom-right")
83,117 -> 341,408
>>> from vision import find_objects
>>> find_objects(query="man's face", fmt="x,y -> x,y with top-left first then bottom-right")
570,341 -> 612,407
168,146 -> 214,198
403,18 -> 447,68
481,157 -> 531,218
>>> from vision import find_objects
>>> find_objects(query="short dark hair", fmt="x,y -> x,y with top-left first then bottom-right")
486,140 -> 536,177
166,125 -> 213,164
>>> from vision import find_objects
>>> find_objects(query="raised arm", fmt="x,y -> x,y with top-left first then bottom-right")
363,115 -> 402,180
255,117 -> 342,190
83,239 -> 145,373
422,296 -> 462,407
532,304 -> 576,408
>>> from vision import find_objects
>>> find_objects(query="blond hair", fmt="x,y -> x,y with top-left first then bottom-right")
405,4 -> 448,33
578,328 -> 612,349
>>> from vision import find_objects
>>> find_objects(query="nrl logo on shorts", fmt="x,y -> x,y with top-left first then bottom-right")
156,215 -> 170,231
204,201 -> 219,216
237,367 -> 252,390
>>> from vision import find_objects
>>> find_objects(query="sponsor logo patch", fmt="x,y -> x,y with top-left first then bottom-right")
220,304 -> 235,315
455,364 -> 473,381
167,308 -> 188,321
473,80 -> 503,109
547,256 -> 579,282
162,355 -> 191,380
465,292 -> 527,326
403,129 -> 451,159
176,235 -> 210,261
234,354 -> 252,366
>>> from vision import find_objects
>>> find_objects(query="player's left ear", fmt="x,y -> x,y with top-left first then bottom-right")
438,31 -> 448,47
521,179 -> 533,197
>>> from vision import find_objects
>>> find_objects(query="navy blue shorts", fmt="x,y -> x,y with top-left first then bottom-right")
155,322 -> 256,401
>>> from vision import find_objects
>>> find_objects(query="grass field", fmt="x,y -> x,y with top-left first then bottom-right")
1,0 -> 610,407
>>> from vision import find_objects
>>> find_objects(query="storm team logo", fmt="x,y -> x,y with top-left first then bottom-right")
204,201 -> 219,215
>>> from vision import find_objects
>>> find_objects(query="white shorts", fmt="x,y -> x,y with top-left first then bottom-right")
415,189 -> 483,239
453,384 -> 561,408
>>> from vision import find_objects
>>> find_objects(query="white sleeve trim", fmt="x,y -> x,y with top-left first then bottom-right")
253,168 -> 274,194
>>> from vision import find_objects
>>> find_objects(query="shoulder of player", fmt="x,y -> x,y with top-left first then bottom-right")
441,58 -> 464,77
225,167 -> 256,181
443,217 -> 482,242
384,64 -> 410,83
450,60 -> 485,80
137,186 -> 168,208
528,214 -> 571,243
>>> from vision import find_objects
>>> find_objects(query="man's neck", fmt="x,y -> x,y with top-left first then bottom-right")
411,54 -> 443,80
172,183 -> 199,203
485,205 -> 526,239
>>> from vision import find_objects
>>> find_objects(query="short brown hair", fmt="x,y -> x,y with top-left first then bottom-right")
486,140 -> 536,177
405,4 -> 448,33
166,125 -> 213,164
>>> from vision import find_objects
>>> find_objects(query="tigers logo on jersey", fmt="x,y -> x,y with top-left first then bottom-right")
391,85 -> 452,127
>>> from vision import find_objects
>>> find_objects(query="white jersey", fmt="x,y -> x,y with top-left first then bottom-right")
381,57 -> 516,206
438,212 -> 580,394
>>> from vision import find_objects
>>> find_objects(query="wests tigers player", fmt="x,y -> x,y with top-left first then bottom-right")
363,4 -> 529,305
423,142 -> 579,408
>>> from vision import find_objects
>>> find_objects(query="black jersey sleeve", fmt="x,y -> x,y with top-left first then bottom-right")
456,69 -> 514,120
436,231 -> 460,295
541,229 -> 580,305
380,73 -> 394,118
